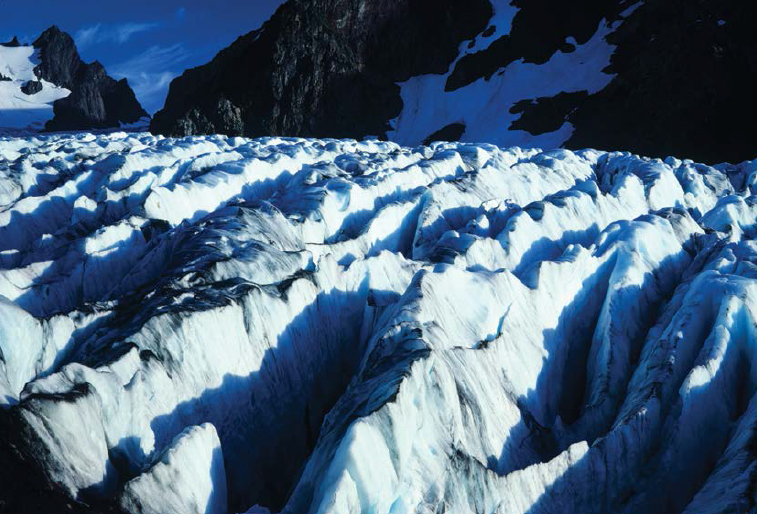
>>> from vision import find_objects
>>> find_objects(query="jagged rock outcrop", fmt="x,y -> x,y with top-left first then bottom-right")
152,0 -> 757,164
0,37 -> 20,48
20,80 -> 42,95
150,0 -> 492,139
32,27 -> 148,131
0,27 -> 147,132
32,27 -> 82,90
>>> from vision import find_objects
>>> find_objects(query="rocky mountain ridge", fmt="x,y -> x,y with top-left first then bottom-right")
151,0 -> 757,164
0,26 -> 147,132
150,0 -> 492,141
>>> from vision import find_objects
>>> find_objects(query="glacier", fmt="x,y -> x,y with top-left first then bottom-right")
1,132 -> 757,513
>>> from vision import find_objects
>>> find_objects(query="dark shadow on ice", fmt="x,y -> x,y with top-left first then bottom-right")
206,446 -> 225,514
487,218 -> 703,510
141,278 -> 388,513
501,228 -> 755,512
511,223 -> 601,280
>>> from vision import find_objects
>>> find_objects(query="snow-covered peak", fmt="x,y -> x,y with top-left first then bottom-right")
0,44 -> 71,131
0,27 -> 148,134
0,45 -> 39,82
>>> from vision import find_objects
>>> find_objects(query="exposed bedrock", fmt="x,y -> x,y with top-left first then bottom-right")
31,26 -> 148,131
150,0 -> 492,139
152,0 -> 757,164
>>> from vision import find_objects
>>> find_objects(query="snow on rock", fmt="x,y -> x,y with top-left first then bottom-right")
119,423 -> 226,514
388,5 -> 624,149
0,45 -> 70,130
1,132 -> 757,514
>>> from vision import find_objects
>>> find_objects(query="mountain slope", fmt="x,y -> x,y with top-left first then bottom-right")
151,0 -> 757,164
0,40 -> 71,130
1,132 -> 757,514
150,0 -> 493,139
0,27 -> 148,133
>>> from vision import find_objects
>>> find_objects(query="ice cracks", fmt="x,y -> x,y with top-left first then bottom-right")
1,132 -> 757,513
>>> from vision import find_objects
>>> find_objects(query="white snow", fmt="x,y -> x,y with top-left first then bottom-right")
0,45 -> 70,130
119,423 -> 227,514
1,132 -> 757,514
388,4 -> 637,147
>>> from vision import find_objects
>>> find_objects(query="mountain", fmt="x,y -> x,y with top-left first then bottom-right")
0,27 -> 148,133
151,0 -> 757,164
151,0 -> 492,141
1,131 -> 757,514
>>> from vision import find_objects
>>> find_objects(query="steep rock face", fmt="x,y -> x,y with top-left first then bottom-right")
32,27 -> 148,131
443,0 -> 627,92
32,27 -> 82,90
1,132 -> 757,513
153,0 -> 757,164
0,27 -> 147,133
150,0 -> 492,138
565,0 -> 757,164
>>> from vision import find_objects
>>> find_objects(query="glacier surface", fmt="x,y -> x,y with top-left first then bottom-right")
1,132 -> 757,513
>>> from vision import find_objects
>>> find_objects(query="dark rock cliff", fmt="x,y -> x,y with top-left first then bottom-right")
151,0 -> 492,139
151,0 -> 757,164
564,0 -> 757,164
32,27 -> 148,131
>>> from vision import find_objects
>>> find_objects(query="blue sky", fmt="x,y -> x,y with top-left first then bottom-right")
1,0 -> 285,113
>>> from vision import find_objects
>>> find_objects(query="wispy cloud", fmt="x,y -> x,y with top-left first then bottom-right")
111,44 -> 190,78
111,44 -> 191,114
75,22 -> 160,47
176,7 -> 187,20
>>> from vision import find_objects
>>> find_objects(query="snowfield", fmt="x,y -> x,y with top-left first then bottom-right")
0,45 -> 70,131
1,132 -> 757,513
389,1 -> 620,149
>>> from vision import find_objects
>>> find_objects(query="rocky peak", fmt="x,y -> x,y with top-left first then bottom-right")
24,26 -> 149,131
32,26 -> 81,89
0,36 -> 21,48
151,0 -> 492,138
